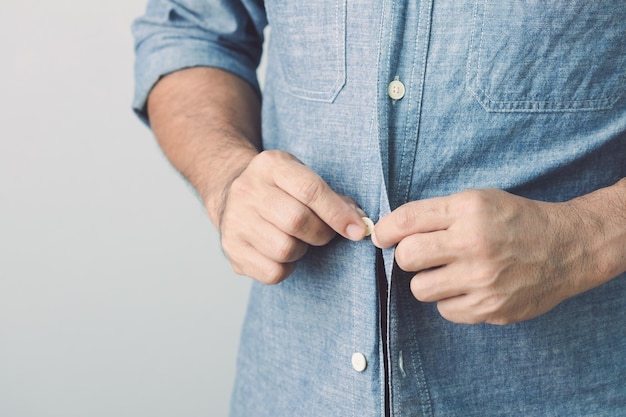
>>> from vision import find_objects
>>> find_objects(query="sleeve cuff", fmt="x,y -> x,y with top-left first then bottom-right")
132,37 -> 261,126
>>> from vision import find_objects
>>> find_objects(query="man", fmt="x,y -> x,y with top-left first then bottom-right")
133,1 -> 626,415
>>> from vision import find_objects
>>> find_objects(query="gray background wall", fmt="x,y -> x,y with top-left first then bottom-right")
0,2 -> 255,416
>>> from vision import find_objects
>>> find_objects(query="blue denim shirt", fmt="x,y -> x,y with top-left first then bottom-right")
133,1 -> 626,416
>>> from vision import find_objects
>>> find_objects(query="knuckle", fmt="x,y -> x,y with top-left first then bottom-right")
284,206 -> 310,234
460,190 -> 489,212
228,176 -> 252,198
220,235 -> 236,258
276,237 -> 298,262
262,263 -> 291,285
477,294 -> 511,324
296,178 -> 324,207
255,149 -> 278,166
219,223 -> 248,251
322,208 -> 344,230
315,228 -> 336,246
251,150 -> 287,173
223,247 -> 249,277
422,200 -> 449,220
394,205 -> 416,231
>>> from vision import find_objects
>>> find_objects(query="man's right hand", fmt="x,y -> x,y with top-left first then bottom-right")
219,150 -> 368,284
146,68 -> 366,284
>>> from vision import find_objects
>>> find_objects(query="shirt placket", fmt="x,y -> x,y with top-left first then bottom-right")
377,0 -> 435,415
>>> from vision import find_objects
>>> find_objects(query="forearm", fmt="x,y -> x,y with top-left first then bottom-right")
147,67 -> 262,227
566,178 -> 626,293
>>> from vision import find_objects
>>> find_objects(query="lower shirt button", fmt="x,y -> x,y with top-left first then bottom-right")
351,352 -> 367,372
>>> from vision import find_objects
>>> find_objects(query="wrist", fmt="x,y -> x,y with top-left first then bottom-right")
146,67 -> 263,229
561,179 -> 626,295
199,147 -> 258,228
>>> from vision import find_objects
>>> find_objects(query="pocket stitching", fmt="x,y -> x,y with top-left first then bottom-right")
277,0 -> 346,102
466,0 -> 624,113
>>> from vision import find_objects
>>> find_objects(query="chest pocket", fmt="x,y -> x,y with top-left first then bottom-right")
265,0 -> 346,102
467,1 -> 626,112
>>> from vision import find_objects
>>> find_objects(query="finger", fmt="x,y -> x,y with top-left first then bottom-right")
271,156 -> 368,241
394,230 -> 456,272
220,203 -> 302,283
227,241 -> 297,285
436,295 -> 488,325
409,265 -> 466,303
434,287 -> 519,325
372,196 -> 455,249
257,187 -> 336,246
435,296 -> 477,324
246,218 -> 310,263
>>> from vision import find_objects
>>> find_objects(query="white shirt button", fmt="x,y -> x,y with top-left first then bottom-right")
351,352 -> 367,372
388,79 -> 406,100
362,217 -> 374,237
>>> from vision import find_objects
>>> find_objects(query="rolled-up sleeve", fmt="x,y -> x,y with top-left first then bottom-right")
131,0 -> 267,124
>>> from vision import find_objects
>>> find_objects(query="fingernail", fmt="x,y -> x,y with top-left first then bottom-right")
346,223 -> 366,241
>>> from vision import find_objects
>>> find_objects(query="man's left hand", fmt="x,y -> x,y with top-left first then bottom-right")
372,189 -> 588,325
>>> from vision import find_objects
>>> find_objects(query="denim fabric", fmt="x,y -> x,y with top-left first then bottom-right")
133,1 -> 626,416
